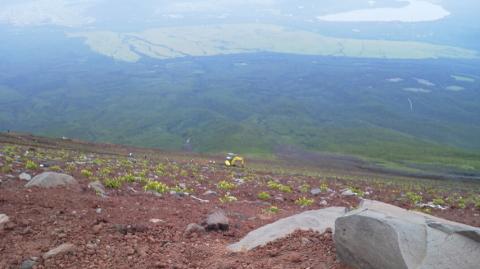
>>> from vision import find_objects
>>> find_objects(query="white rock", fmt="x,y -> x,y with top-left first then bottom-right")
341,189 -> 355,196
0,214 -> 9,225
19,172 -> 32,181
228,207 -> 346,252
335,200 -> 480,269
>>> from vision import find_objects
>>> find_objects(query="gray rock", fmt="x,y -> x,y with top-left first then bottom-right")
228,207 -> 346,252
42,243 -> 76,259
25,172 -> 77,188
20,259 -> 37,269
310,188 -> 322,195
334,200 -> 480,269
19,172 -> 32,181
88,181 -> 107,197
184,223 -> 205,236
205,210 -> 229,231
341,189 -> 355,196
203,190 -> 217,196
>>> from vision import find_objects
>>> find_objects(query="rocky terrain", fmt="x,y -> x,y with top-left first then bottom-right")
1,133 -> 479,268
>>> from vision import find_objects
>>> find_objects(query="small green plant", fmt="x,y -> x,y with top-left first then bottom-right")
299,183 -> 310,193
257,191 -> 271,200
99,167 -> 112,176
432,198 -> 445,206
104,178 -> 122,189
144,180 -> 169,193
266,205 -> 280,214
349,186 -> 365,197
295,197 -> 314,207
25,160 -> 38,170
405,192 -> 423,205
81,169 -> 93,178
319,183 -> 329,192
457,197 -> 466,209
49,165 -> 62,172
120,173 -> 136,183
217,180 -> 236,191
220,194 -> 237,203
93,159 -> 104,165
267,180 -> 292,193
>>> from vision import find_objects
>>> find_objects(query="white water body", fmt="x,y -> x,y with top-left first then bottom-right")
317,0 -> 450,22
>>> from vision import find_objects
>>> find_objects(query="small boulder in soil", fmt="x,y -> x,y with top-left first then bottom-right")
19,172 -> 32,181
25,172 -> 77,188
205,210 -> 229,231
184,223 -> 205,237
42,243 -> 76,259
88,180 -> 107,197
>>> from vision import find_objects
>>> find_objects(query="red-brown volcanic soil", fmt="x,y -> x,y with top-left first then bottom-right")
1,133 -> 479,268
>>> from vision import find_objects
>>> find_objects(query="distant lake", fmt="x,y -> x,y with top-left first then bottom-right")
317,0 -> 450,22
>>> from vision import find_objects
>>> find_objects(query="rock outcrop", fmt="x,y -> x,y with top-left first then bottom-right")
334,200 -> 480,269
228,207 -> 346,252
25,172 -> 77,188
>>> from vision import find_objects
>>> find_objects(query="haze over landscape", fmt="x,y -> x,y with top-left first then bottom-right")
1,0 -> 480,175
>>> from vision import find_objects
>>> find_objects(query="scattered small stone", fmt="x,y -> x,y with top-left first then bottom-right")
135,245 -> 148,257
203,190 -> 217,196
184,223 -> 205,236
96,208 -> 102,214
205,210 -> 229,231
114,224 -> 148,235
149,218 -> 164,224
92,223 -> 103,234
310,188 -> 322,196
19,172 -> 32,181
126,246 -> 136,256
284,252 -> 303,263
42,243 -> 76,259
234,178 -> 245,185
319,200 -> 328,206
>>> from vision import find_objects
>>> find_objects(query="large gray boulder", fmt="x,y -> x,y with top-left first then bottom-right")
25,172 -> 78,188
228,207 -> 346,252
334,200 -> 480,269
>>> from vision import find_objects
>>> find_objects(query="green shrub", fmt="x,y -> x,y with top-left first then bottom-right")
220,194 -> 237,203
25,160 -> 38,170
144,180 -> 169,193
432,198 -> 445,206
81,169 -> 93,178
217,180 -> 236,191
266,206 -> 280,214
49,165 -> 62,172
104,178 -> 122,189
299,184 -> 310,193
267,180 -> 292,193
405,192 -> 423,205
295,197 -> 314,207
257,191 -> 271,200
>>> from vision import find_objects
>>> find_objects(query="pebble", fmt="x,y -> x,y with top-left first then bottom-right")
20,258 -> 37,269
319,200 -> 328,206
284,252 -> 303,263
341,190 -> 355,196
42,243 -> 76,259
310,188 -> 322,196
